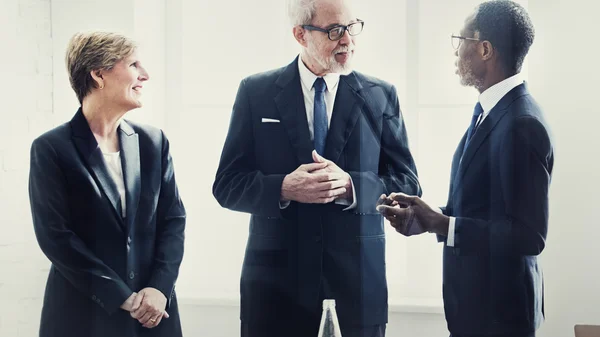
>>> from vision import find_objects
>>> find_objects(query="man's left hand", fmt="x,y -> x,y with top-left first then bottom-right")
311,150 -> 353,200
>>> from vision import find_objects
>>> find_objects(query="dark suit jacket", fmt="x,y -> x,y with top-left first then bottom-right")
28,109 -> 186,337
213,57 -> 422,328
439,83 -> 554,335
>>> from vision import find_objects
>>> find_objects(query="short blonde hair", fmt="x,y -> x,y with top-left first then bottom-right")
65,31 -> 137,103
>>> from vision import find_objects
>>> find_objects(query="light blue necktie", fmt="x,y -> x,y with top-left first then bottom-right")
313,77 -> 327,155
463,102 -> 484,154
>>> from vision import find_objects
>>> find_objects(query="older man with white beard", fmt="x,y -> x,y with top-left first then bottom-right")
212,0 -> 421,336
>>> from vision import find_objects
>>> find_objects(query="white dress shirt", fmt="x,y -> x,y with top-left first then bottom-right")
279,56 -> 357,210
298,54 -> 340,140
103,151 -> 126,218
446,73 -> 524,246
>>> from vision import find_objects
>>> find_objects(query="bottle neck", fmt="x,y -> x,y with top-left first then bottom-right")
322,299 -> 336,309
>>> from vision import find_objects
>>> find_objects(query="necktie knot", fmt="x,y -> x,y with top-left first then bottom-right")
463,102 -> 484,154
313,77 -> 327,93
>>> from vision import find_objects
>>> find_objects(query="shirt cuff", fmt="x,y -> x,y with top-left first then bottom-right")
446,216 -> 456,247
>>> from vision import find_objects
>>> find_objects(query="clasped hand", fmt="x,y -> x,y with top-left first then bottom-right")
120,288 -> 169,328
281,150 -> 352,204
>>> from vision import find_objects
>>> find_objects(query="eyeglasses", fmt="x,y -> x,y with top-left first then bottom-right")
451,34 -> 480,50
302,20 -> 364,41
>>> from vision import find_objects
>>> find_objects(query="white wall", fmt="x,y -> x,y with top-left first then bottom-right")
2,0 -> 599,336
528,1 -> 600,336
0,0 -> 53,335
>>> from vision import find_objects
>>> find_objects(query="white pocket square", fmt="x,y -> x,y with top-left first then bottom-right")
261,118 -> 280,123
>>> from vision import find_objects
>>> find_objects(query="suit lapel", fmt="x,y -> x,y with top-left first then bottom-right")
70,109 -> 124,228
452,83 -> 529,190
118,120 -> 140,230
448,131 -> 468,199
274,57 -> 365,164
323,73 -> 362,163
274,57 -> 314,164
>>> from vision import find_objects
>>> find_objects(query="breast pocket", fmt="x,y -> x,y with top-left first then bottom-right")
257,120 -> 286,139
255,123 -> 296,172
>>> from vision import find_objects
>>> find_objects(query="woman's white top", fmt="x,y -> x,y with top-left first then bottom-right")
102,151 -> 126,218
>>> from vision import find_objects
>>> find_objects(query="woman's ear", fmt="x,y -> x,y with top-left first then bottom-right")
90,69 -> 104,89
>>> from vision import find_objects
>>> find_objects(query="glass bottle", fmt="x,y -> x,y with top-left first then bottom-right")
317,299 -> 342,337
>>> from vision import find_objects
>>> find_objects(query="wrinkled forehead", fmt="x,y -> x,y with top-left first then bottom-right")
312,0 -> 356,26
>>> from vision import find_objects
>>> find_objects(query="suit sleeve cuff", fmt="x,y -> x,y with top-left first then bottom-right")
446,216 -> 456,247
336,176 -> 357,211
147,273 -> 175,310
98,281 -> 134,315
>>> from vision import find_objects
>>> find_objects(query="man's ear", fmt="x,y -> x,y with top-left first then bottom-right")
480,40 -> 494,61
293,26 -> 308,48
473,31 -> 494,61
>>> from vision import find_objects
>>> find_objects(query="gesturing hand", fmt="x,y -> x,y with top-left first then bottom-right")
376,193 -> 423,236
376,193 -> 447,236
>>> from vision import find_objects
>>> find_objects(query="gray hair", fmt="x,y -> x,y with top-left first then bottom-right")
287,0 -> 319,26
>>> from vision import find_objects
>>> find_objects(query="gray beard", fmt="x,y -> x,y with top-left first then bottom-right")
305,42 -> 353,75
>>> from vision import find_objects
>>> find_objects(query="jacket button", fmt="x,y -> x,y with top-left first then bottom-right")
129,271 -> 135,280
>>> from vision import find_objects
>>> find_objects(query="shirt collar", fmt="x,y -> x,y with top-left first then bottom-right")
478,73 -> 524,113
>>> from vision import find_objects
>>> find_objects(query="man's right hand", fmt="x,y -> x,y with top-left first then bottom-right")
281,162 -> 348,204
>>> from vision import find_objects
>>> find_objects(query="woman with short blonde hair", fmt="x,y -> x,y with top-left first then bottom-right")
29,31 -> 185,337
66,31 -> 137,102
